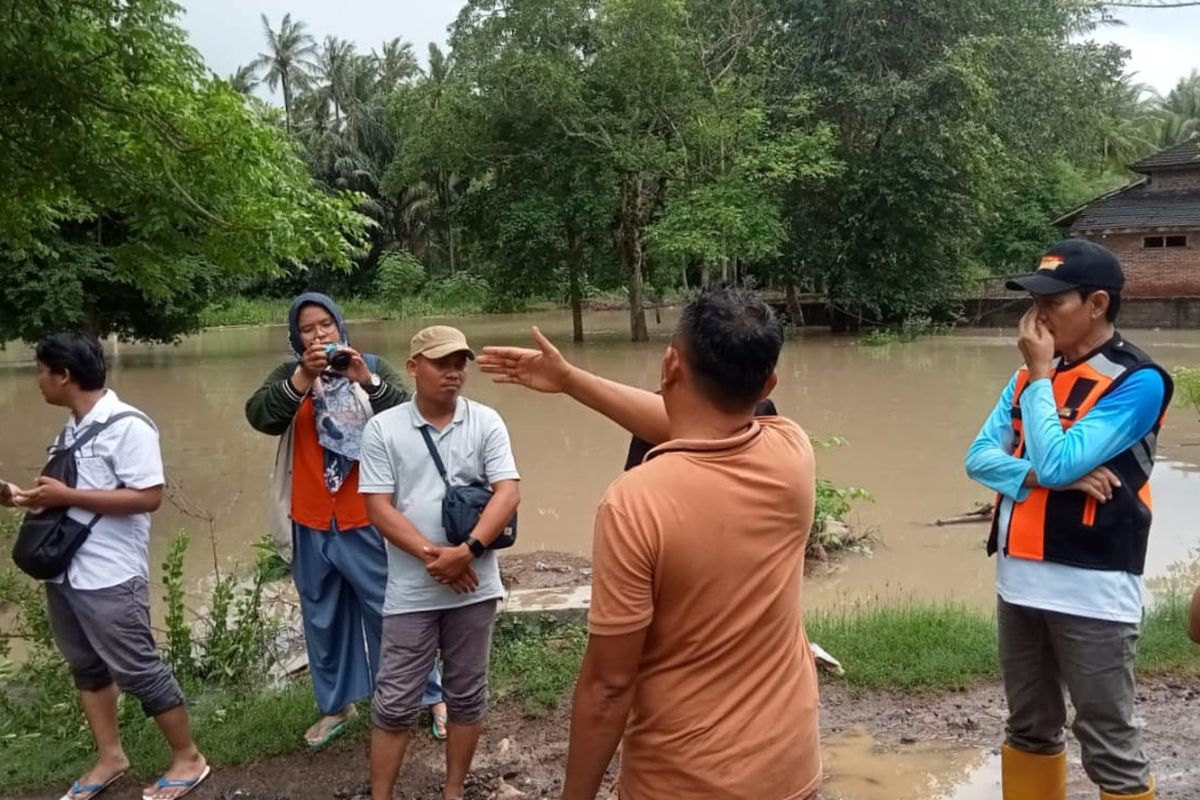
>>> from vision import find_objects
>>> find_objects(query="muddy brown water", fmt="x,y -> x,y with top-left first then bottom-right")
3,311 -> 1200,610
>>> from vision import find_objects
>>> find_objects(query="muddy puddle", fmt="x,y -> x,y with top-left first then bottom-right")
823,728 -> 998,800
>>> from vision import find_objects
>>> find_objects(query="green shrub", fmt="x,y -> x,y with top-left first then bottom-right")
375,251 -> 427,306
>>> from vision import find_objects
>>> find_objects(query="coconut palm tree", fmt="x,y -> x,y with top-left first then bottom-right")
251,13 -> 317,134
374,38 -> 420,92
312,36 -> 357,127
1157,70 -> 1200,146
1099,74 -> 1161,168
227,63 -> 260,95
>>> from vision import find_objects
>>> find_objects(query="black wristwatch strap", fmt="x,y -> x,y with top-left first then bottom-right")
465,536 -> 486,557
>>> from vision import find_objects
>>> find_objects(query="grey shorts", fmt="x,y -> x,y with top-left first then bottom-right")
371,599 -> 498,731
46,576 -> 184,717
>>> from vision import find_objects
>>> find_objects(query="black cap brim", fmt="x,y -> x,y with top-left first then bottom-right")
1005,273 -> 1081,295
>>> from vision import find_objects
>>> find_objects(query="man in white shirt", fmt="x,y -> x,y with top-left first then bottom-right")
1,333 -> 208,800
359,325 -> 520,800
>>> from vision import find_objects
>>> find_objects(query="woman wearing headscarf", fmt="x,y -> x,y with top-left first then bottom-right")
246,293 -> 447,747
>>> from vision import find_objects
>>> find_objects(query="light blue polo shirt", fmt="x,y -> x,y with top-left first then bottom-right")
359,396 -> 519,615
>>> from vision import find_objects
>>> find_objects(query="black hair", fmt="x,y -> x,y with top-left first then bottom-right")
1079,288 -> 1121,323
35,332 -> 107,390
674,288 -> 783,413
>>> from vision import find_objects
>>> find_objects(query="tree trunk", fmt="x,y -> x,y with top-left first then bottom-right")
701,263 -> 711,289
785,280 -> 804,326
282,75 -> 292,135
614,177 -> 650,342
566,224 -> 584,343
627,248 -> 648,342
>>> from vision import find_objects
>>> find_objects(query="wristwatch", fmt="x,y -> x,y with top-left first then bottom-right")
465,536 -> 486,558
363,373 -> 382,391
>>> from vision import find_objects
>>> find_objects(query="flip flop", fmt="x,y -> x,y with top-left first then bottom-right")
60,771 -> 125,800
306,707 -> 356,749
141,764 -> 211,800
432,710 -> 448,741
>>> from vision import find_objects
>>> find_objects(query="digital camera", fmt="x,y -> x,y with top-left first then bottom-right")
323,343 -> 353,372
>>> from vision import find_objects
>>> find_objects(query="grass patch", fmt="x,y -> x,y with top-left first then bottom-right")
807,599 -> 1200,692
1139,594 -> 1200,677
808,604 -> 1000,690
490,615 -> 587,717
200,287 -> 492,329
0,679 -> 328,790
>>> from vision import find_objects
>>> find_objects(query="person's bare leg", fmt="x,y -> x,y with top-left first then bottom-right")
371,727 -> 412,800
74,685 -> 130,793
143,706 -> 208,800
443,722 -> 484,800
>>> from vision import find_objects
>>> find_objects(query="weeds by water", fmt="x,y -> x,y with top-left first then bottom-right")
860,316 -> 954,347
1170,366 -> 1200,415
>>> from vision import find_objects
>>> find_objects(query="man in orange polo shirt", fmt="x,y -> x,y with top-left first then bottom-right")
246,293 -> 445,747
479,288 -> 821,800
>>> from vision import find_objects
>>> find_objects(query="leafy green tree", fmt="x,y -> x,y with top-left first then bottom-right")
773,0 -> 1130,322
0,0 -> 366,343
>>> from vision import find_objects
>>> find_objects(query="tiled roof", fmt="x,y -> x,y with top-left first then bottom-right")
1070,188 -> 1200,231
1131,138 -> 1200,173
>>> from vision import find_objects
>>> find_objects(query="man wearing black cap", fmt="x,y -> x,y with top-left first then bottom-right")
965,239 -> 1173,800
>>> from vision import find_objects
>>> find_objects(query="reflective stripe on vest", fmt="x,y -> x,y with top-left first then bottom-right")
988,336 -> 1173,575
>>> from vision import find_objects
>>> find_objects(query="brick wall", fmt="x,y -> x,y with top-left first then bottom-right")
1084,231 -> 1200,296
963,296 -> 1200,329
1145,170 -> 1200,194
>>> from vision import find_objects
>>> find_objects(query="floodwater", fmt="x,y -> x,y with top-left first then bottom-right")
2,311 -> 1200,608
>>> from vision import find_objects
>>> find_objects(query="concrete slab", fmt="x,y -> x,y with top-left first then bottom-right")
501,585 -> 591,622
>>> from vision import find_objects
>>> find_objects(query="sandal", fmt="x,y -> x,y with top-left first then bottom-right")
141,765 -> 211,800
60,771 -> 125,800
306,706 -> 357,748
432,709 -> 448,741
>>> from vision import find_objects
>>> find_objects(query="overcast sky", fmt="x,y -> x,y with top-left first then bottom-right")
178,1 -> 1200,98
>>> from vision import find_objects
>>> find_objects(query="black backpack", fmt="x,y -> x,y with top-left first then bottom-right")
12,411 -> 153,580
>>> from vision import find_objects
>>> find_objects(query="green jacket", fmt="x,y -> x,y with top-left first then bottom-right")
245,356 -> 410,436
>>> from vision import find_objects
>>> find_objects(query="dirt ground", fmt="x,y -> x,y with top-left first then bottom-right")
24,677 -> 1196,800
498,552 -> 593,591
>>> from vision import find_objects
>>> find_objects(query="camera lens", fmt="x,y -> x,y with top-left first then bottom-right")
329,349 -> 352,371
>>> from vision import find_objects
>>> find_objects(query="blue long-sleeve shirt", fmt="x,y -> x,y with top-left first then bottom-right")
965,366 -> 1166,622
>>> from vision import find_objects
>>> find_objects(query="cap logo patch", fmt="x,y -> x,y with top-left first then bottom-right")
1039,255 -> 1064,271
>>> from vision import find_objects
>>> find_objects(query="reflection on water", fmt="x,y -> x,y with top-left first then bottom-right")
822,728 -> 998,800
3,317 -> 1200,606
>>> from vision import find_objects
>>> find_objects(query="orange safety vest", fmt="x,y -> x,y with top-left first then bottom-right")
986,336 -> 1173,575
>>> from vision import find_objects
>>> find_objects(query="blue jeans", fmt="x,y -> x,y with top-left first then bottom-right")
292,521 -> 442,714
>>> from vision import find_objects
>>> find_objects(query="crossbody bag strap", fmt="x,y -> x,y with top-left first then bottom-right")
65,411 -> 156,455
419,425 -> 450,484
60,411 -> 156,530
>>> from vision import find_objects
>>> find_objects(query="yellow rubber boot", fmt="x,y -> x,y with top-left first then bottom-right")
1100,775 -> 1156,799
1002,743 -> 1067,800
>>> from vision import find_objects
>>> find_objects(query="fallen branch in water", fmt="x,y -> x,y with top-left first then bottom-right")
933,503 -> 994,526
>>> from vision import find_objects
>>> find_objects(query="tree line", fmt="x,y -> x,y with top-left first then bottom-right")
3,0 -> 1198,343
